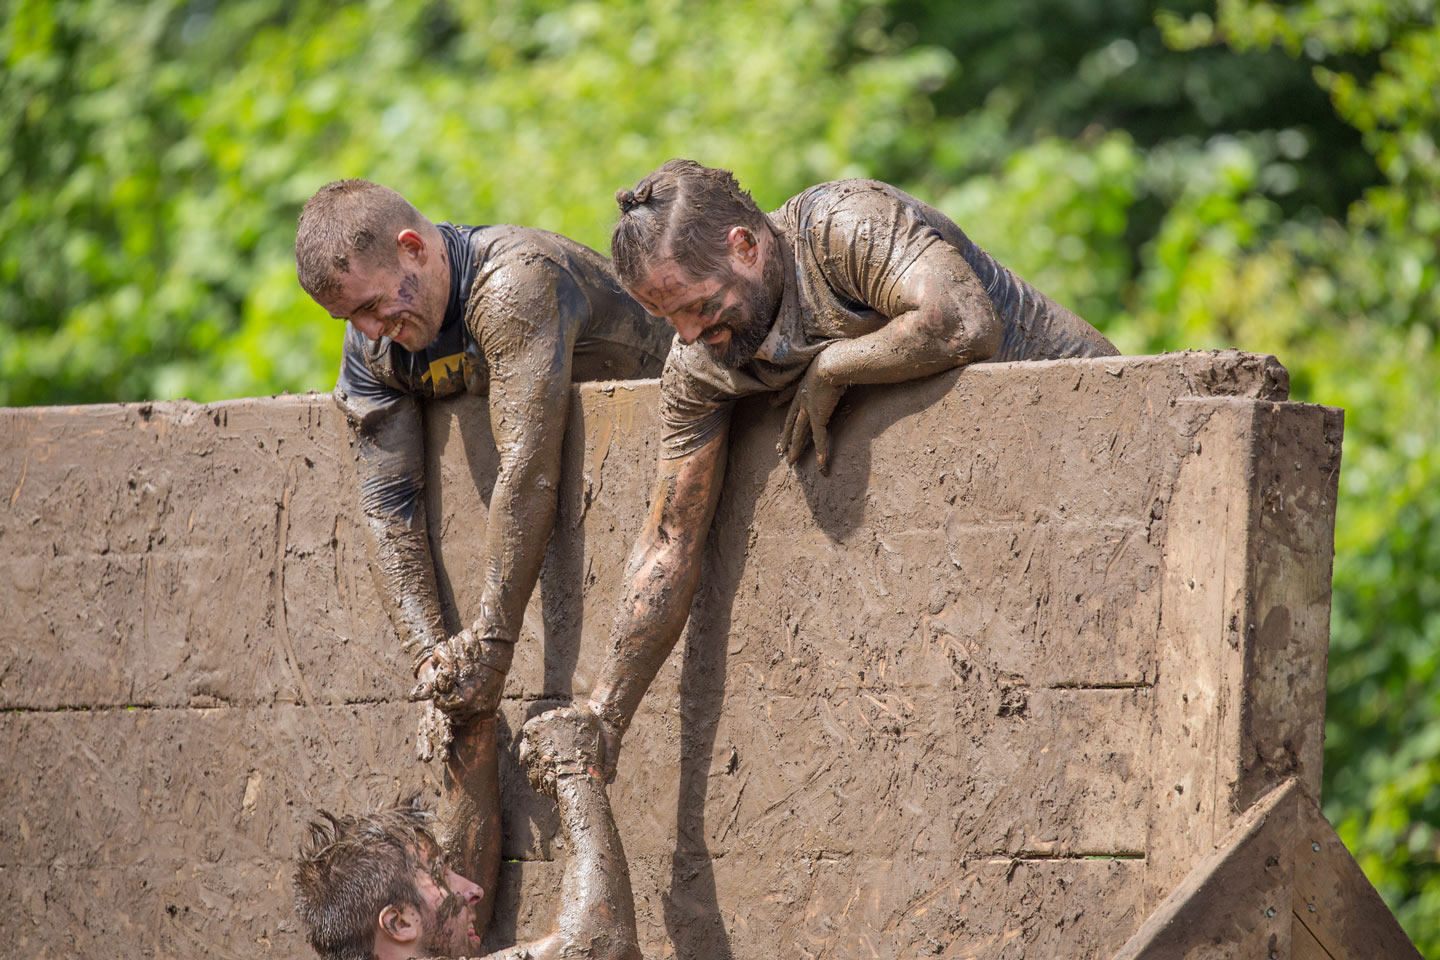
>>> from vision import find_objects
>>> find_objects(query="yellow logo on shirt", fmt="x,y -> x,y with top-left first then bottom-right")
423,353 -> 469,393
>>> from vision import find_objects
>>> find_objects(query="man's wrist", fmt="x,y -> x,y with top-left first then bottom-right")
587,696 -> 630,740
814,342 -> 851,390
405,627 -> 449,677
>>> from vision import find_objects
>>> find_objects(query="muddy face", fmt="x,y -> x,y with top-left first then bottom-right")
630,245 -> 782,368
318,260 -> 446,353
414,847 -> 484,955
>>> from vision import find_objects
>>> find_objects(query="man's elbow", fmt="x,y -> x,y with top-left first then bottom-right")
359,473 -> 424,526
956,309 -> 1002,363
928,300 -> 1001,365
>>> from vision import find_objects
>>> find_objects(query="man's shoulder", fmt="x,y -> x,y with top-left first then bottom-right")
462,224 -> 609,278
776,179 -> 905,222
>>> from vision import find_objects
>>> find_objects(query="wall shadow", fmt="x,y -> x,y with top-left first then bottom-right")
795,366 -> 968,541
536,387 -> 589,700
659,400 -> 773,960
424,400 -> 498,638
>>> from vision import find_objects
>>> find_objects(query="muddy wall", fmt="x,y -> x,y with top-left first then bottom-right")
0,351 -> 1341,959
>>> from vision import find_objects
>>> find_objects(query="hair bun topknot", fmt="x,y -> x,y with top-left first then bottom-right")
616,181 -> 655,214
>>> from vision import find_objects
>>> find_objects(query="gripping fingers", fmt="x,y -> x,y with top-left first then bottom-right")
415,702 -> 455,763
786,406 -> 811,463
812,415 -> 830,472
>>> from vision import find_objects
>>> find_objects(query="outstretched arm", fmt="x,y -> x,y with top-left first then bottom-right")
475,708 -> 640,960
781,240 -> 1003,468
414,260 -> 579,726
585,429 -> 729,773
343,390 -> 450,672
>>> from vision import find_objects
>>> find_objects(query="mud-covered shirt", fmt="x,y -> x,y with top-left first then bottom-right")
657,179 -> 1117,458
337,222 -> 669,423
335,222 -> 672,521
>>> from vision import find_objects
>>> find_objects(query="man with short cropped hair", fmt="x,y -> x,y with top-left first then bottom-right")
295,180 -> 672,765
585,159 -> 1118,773
294,707 -> 639,960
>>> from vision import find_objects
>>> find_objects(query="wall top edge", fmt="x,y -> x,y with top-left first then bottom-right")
0,349 -> 1290,419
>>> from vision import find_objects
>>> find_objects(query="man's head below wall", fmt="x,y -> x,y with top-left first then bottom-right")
612,159 -> 784,368
293,803 -> 484,960
296,179 -> 452,353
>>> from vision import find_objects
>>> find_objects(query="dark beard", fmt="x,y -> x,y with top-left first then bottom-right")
418,892 -> 466,957
711,247 -> 783,368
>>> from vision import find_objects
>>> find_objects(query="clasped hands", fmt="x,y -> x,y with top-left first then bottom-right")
411,628 -> 509,763
410,628 -> 629,783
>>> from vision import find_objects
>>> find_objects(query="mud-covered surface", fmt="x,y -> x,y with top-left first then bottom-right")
0,351 -> 1342,958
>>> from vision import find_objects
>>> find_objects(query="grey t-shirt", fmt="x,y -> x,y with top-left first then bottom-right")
657,179 -> 1117,458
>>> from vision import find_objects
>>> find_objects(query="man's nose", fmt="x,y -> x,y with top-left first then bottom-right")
353,315 -> 384,342
670,313 -> 706,344
452,870 -> 483,903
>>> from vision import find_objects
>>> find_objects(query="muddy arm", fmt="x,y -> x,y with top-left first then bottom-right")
586,429 -> 729,768
438,714 -> 502,946
469,710 -> 638,960
781,240 -> 1003,466
470,311 -> 574,662
345,393 -> 449,666
413,264 -> 580,725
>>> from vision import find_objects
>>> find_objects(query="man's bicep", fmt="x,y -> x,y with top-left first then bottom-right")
889,240 -> 993,325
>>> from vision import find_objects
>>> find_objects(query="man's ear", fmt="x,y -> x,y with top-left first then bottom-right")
396,228 -> 426,264
726,226 -> 759,267
377,902 -> 423,947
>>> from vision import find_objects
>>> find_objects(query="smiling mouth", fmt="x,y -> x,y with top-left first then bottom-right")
701,325 -> 731,345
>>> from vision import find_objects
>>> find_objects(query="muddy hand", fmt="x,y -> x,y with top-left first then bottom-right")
410,629 -> 507,719
519,705 -> 605,800
415,701 -> 455,764
779,359 -> 844,472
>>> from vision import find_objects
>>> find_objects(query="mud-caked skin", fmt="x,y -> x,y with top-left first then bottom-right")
333,221 -> 671,756
296,711 -> 640,960
587,166 -> 1119,776
655,179 -> 1118,459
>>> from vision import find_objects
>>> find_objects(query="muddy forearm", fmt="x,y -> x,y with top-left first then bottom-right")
589,435 -> 728,737
824,243 -> 1003,388
818,299 -> 1000,389
361,509 -> 447,665
350,402 -> 448,666
588,528 -> 705,735
549,772 -> 638,955
469,451 -> 561,650
438,715 -> 502,945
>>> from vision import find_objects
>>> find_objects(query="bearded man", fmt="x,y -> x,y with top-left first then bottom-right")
581,159 -> 1118,773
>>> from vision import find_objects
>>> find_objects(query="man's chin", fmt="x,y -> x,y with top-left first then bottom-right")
395,329 -> 439,353
706,329 -> 766,368
715,344 -> 759,368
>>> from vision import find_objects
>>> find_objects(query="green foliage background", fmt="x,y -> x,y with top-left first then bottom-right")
3,0 -> 1437,948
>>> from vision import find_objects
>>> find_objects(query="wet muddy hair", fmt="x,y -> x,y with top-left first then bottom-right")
611,159 -> 769,289
296,179 -> 426,300
292,802 -> 436,960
